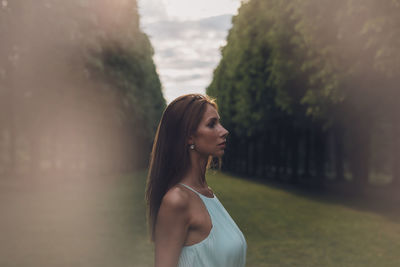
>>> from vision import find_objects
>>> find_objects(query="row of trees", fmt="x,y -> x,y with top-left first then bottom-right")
0,0 -> 165,177
207,0 -> 400,188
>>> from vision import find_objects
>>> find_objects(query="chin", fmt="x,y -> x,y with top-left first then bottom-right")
213,151 -> 225,157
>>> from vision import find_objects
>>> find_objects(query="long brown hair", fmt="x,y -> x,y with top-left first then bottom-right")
145,93 -> 219,242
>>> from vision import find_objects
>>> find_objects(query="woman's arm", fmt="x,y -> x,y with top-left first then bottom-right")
154,190 -> 190,267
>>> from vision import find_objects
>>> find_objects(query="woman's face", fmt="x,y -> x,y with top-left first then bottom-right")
189,104 -> 229,157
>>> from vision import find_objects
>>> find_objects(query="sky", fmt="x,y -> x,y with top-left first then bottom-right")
138,0 -> 242,103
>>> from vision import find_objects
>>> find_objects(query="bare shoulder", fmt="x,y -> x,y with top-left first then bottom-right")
160,184 -> 192,213
154,185 -> 193,267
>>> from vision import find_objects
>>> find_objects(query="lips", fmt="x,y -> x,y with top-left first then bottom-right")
218,141 -> 226,146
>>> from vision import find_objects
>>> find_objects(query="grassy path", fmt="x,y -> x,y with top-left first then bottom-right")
208,172 -> 400,266
1,171 -> 400,266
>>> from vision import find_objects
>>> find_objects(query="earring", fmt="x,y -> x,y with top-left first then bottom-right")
189,144 -> 195,150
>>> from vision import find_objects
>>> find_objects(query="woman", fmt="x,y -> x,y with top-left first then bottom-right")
145,94 -> 247,267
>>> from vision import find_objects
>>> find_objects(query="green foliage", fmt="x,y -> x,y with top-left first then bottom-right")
89,32 -> 165,142
0,0 -> 165,173
207,0 -> 400,184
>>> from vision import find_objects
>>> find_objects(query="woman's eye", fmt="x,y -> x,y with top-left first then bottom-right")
208,123 -> 215,128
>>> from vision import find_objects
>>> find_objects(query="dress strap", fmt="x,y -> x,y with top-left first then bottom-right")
178,183 -> 215,198
179,183 -> 200,194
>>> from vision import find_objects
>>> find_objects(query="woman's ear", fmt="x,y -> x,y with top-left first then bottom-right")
187,134 -> 195,145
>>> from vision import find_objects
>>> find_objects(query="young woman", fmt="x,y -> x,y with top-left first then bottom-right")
145,94 -> 247,267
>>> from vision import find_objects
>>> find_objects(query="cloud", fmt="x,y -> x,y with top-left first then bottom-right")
138,0 -> 240,103
157,0 -> 240,21
142,14 -> 233,102
138,0 -> 168,24
143,14 -> 232,39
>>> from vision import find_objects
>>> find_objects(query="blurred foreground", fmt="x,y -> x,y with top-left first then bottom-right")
0,0 -> 165,178
2,170 -> 400,266
0,171 -> 152,267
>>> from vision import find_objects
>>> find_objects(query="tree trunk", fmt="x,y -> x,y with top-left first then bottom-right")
302,127 -> 311,179
349,119 -> 370,187
242,138 -> 248,175
282,130 -> 289,179
333,124 -> 345,181
252,136 -> 260,177
234,139 -> 240,174
314,124 -> 326,186
290,128 -> 299,183
247,138 -> 253,176
274,127 -> 283,180
259,134 -> 266,177
231,134 -> 239,172
264,130 -> 272,177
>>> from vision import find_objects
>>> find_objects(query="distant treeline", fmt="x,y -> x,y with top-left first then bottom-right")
207,0 -> 399,188
0,0 -> 165,176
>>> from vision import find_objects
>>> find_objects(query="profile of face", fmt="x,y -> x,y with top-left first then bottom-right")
188,104 -> 229,157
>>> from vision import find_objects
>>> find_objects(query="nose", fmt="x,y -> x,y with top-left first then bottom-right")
221,126 -> 229,139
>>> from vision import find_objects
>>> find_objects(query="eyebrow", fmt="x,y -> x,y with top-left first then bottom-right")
207,116 -> 220,123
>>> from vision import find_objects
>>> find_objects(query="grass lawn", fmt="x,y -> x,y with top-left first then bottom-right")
1,170 -> 400,266
122,170 -> 400,266
206,171 -> 400,267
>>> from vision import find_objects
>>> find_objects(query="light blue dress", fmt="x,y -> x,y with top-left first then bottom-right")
177,183 -> 247,267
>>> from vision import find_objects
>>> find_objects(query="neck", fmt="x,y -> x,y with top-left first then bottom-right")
181,150 -> 209,188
